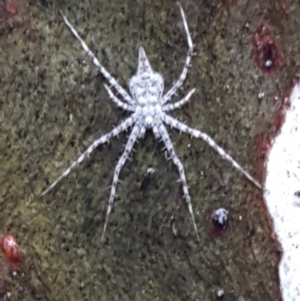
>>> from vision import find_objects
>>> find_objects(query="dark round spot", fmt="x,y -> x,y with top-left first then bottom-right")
211,208 -> 229,232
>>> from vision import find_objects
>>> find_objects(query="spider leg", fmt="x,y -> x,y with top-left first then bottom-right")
163,88 -> 196,112
42,116 -> 136,196
163,114 -> 262,189
60,12 -> 134,105
102,125 -> 140,240
155,122 -> 200,241
103,84 -> 135,111
162,4 -> 193,105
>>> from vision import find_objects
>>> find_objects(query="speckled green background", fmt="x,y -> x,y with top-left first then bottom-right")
0,0 -> 299,300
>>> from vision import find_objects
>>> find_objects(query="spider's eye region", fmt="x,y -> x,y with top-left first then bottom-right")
145,115 -> 154,126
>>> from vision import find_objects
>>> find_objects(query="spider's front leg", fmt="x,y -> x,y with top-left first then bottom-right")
162,114 -> 262,189
42,116 -> 136,196
102,125 -> 140,240
154,123 -> 200,241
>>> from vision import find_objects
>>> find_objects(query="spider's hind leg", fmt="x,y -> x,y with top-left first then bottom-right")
60,11 -> 134,105
162,4 -> 194,105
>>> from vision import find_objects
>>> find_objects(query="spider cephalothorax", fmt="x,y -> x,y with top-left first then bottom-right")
43,4 -> 261,240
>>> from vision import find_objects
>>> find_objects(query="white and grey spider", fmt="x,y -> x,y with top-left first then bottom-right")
43,4 -> 261,240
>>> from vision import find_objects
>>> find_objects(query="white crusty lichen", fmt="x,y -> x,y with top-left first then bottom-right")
264,81 -> 300,301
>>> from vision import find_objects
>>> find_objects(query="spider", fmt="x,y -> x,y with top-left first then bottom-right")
43,4 -> 261,240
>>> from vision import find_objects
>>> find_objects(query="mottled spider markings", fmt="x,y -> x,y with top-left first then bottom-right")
42,4 -> 261,241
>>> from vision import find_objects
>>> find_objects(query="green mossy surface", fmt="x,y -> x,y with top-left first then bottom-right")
0,0 -> 299,300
